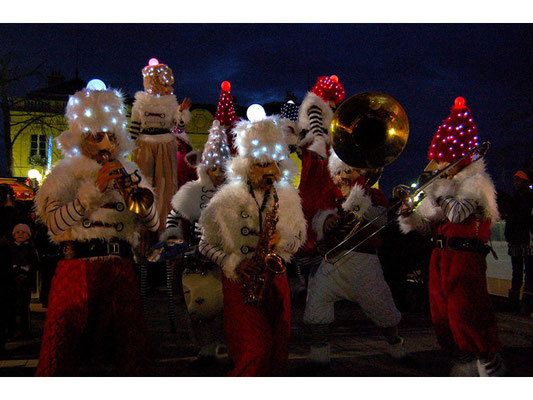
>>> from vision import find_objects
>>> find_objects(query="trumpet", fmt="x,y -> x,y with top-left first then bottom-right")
97,151 -> 154,215
324,141 -> 491,263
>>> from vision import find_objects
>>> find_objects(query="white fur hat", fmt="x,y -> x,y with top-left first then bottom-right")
328,147 -> 353,178
226,116 -> 298,184
201,120 -> 231,171
12,223 -> 32,238
56,85 -> 133,157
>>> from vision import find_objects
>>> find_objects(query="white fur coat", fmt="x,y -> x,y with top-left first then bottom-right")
35,155 -> 156,246
131,91 -> 191,135
398,159 -> 500,235
199,180 -> 307,280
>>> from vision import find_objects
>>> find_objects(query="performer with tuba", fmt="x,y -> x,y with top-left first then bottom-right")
303,149 -> 406,365
398,97 -> 505,376
199,117 -> 306,376
159,120 -> 231,366
34,82 -> 159,376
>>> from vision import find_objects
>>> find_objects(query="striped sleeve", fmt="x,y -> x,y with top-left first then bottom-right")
159,209 -> 185,241
139,201 -> 159,232
198,237 -> 228,267
129,120 -> 141,140
437,196 -> 478,224
307,105 -> 326,138
45,198 -> 86,236
176,119 -> 186,130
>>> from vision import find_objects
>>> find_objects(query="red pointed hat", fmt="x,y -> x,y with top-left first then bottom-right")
427,97 -> 480,168
311,75 -> 346,105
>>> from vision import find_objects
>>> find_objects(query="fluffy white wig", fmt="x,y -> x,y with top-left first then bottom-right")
226,116 -> 298,184
56,88 -> 134,157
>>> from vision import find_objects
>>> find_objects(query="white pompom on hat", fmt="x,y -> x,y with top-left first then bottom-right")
56,85 -> 133,157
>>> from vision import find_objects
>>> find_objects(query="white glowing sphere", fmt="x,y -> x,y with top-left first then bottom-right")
28,169 -> 42,181
247,104 -> 266,122
148,58 -> 159,66
86,79 -> 107,91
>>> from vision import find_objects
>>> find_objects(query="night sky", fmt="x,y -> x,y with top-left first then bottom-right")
1,21 -> 532,197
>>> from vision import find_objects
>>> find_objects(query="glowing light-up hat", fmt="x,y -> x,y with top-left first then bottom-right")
426,96 -> 480,170
142,58 -> 174,96
56,79 -> 133,157
200,120 -> 232,171
228,116 -> 297,184
311,75 -> 346,105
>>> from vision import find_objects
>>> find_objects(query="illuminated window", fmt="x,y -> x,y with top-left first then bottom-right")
30,134 -> 47,159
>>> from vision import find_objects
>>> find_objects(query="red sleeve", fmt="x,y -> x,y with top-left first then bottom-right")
369,188 -> 389,209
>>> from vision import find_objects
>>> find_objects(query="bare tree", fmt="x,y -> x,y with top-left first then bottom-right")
0,52 -> 44,176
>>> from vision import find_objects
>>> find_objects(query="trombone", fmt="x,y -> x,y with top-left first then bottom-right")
324,141 -> 491,264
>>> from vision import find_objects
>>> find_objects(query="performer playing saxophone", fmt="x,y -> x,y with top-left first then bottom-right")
199,117 -> 306,376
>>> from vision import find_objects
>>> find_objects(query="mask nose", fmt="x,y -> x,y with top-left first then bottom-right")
98,133 -> 113,150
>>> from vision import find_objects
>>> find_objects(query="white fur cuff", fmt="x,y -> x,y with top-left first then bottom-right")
342,184 -> 371,217
307,135 -> 328,159
312,209 -> 338,241
222,253 -> 243,281
426,178 -> 456,202
77,179 -> 103,212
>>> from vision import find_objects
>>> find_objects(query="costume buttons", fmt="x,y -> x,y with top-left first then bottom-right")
241,246 -> 250,254
241,227 -> 250,236
115,222 -> 124,232
353,205 -> 360,212
201,194 -> 209,201
116,202 -> 125,212
200,203 -> 207,209
82,218 -> 92,228
241,211 -> 249,218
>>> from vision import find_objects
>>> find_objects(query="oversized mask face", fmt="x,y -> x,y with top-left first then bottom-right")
248,161 -> 281,191
207,165 -> 226,188
334,168 -> 366,198
80,131 -> 118,162
142,64 -> 175,96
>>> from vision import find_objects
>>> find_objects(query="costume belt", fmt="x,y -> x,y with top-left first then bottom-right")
60,238 -> 132,260
433,235 -> 490,256
140,128 -> 170,136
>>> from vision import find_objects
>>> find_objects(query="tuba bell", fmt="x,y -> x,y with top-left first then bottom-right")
329,91 -> 409,170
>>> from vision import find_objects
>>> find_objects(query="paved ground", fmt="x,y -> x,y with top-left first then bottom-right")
2,276 -> 533,377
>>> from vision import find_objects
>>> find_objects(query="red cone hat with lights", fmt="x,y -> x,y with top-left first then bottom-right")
311,75 -> 346,105
428,96 -> 480,167
214,81 -> 239,154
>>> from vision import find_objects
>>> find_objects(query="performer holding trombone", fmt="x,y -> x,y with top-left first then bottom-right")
303,149 -> 406,365
398,97 -> 505,377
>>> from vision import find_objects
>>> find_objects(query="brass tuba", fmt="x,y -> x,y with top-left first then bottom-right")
323,92 -> 409,263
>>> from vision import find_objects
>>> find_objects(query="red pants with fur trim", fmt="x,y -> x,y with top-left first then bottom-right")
222,274 -> 291,376
429,248 -> 502,357
36,257 -> 153,376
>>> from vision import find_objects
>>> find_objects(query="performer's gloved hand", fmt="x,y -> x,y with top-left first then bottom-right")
96,160 -> 123,193
237,258 -> 262,281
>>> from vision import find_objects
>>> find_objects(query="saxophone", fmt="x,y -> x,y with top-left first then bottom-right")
242,187 -> 286,305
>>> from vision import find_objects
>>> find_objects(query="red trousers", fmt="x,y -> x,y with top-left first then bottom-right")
36,257 -> 153,376
429,248 -> 502,356
222,274 -> 291,376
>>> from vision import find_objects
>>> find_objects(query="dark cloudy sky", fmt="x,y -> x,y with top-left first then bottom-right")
1,19 -> 532,196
